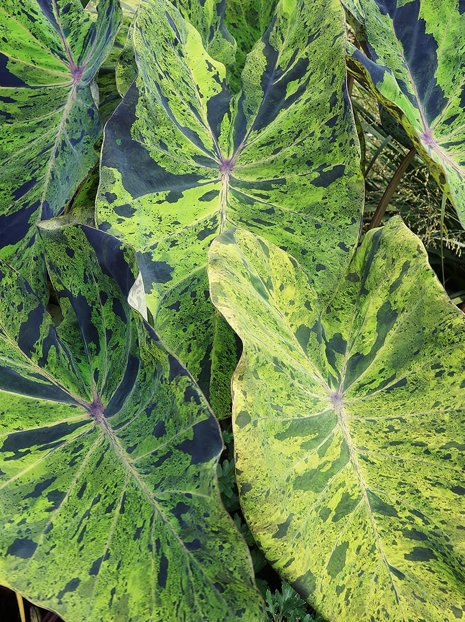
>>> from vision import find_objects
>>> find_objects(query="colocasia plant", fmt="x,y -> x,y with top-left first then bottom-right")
0,1 -> 464,621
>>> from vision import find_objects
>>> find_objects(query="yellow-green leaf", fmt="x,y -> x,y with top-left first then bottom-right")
0,0 -> 121,292
96,0 -> 363,415
209,218 -> 465,621
0,221 -> 263,622
344,0 -> 465,224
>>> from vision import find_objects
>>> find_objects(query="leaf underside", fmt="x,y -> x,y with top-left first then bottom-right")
209,218 -> 465,621
0,222 -> 262,622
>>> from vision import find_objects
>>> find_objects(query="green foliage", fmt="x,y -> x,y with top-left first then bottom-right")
344,0 -> 465,225
113,0 -> 236,100
0,0 -> 121,292
1,1 -> 465,621
85,0 -> 135,121
209,218 -> 465,620
265,582 -> 320,622
224,0 -> 279,91
0,221 -> 263,621
96,0 -> 362,416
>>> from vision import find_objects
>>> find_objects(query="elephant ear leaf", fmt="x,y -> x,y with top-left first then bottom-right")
209,218 -> 465,621
344,0 -> 465,224
97,0 -> 363,416
85,0 -> 137,121
170,0 -> 235,69
114,0 -> 236,98
0,222 -> 263,622
0,0 -> 121,291
224,0 -> 279,90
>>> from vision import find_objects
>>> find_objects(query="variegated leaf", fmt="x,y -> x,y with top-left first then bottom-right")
344,0 -> 465,224
97,0 -> 363,416
114,0 -> 236,99
209,218 -> 465,621
0,220 -> 263,621
85,0 -> 134,121
0,0 -> 120,292
224,0 -> 279,90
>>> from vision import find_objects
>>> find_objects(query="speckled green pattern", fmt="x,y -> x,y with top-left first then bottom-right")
344,0 -> 465,224
97,0 -> 362,416
65,165 -> 99,226
0,222 -> 263,621
209,218 -> 465,621
114,0 -> 235,99
0,0 -> 120,292
172,0 -> 235,68
225,0 -> 279,90
85,0 -> 134,121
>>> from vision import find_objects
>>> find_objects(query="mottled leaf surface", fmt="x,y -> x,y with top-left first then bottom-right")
0,222 -> 263,621
114,0 -> 236,100
65,165 -> 99,226
85,0 -> 134,121
224,0 -> 279,90
344,0 -> 465,224
209,218 -> 465,621
97,0 -> 362,415
0,0 -> 120,291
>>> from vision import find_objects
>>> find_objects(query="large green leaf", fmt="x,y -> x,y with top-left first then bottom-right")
344,0 -> 465,224
0,0 -> 121,291
209,218 -> 465,621
0,221 -> 263,621
114,0 -> 236,100
85,0 -> 134,121
114,0 -> 278,98
224,0 -> 279,90
97,0 -> 363,415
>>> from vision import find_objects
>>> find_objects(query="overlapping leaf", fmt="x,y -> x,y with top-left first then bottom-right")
0,222 -> 263,621
224,0 -> 279,89
0,0 -> 120,292
97,0 -> 363,415
209,218 -> 465,621
114,0 -> 276,97
344,0 -> 465,223
113,0 -> 236,99
85,0 -> 136,121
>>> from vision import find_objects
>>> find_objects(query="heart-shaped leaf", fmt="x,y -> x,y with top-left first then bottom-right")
0,0 -> 121,292
96,0 -> 363,415
209,218 -> 465,621
344,0 -> 465,224
0,221 -> 263,621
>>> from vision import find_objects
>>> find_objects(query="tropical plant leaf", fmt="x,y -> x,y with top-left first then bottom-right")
171,0 -> 235,68
85,0 -> 133,121
114,0 -> 236,100
113,0 -> 143,98
86,0 -> 151,114
209,218 -> 465,621
344,0 -> 465,224
97,0 -> 363,416
65,165 -> 99,226
0,221 -> 263,621
0,0 -> 121,292
224,0 -> 279,90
